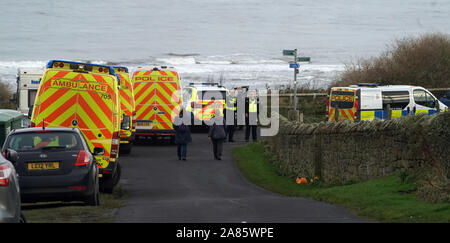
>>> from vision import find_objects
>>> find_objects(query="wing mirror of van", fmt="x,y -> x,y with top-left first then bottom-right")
121,115 -> 131,130
434,99 -> 440,111
28,105 -> 34,119
5,149 -> 18,164
93,147 -> 105,156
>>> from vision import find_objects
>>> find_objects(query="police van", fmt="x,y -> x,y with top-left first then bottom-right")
30,60 -> 122,193
15,68 -> 44,126
183,83 -> 228,127
132,66 -> 182,142
326,84 -> 448,122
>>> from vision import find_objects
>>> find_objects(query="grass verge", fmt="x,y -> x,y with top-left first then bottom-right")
21,185 -> 126,223
231,143 -> 450,223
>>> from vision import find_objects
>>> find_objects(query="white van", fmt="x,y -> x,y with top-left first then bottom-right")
15,68 -> 44,115
326,84 -> 448,121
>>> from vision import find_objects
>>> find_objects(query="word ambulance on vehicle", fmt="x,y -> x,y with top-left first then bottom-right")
114,66 -> 135,154
183,83 -> 227,126
326,84 -> 448,122
30,60 -> 121,193
132,66 -> 182,141
15,68 -> 45,127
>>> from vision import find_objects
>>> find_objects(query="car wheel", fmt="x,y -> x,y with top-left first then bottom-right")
85,176 -> 100,206
100,163 -> 121,194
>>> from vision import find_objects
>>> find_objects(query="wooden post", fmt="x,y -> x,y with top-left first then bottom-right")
386,104 -> 392,120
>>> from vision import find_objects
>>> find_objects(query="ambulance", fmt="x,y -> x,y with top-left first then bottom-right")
132,66 -> 182,142
15,68 -> 45,126
114,66 -> 135,154
183,83 -> 227,127
326,84 -> 448,122
30,60 -> 121,193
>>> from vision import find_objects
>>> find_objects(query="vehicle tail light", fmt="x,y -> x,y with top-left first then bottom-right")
132,111 -> 136,130
110,131 -> 119,159
0,163 -> 13,186
31,121 -> 36,127
75,150 -> 91,167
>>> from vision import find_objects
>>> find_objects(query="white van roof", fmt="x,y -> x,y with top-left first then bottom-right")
333,85 -> 426,91
18,68 -> 44,75
134,65 -> 178,72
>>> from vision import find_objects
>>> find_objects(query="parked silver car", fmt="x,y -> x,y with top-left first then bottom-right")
0,153 -> 23,223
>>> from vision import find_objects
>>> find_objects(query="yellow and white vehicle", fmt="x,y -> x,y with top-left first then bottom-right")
114,66 -> 135,154
183,83 -> 227,127
132,66 -> 182,141
326,84 -> 448,122
30,60 -> 121,192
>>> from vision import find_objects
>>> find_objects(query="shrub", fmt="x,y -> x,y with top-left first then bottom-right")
0,78 -> 15,109
332,33 -> 450,89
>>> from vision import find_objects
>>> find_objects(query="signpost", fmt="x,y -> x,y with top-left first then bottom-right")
282,49 -> 311,121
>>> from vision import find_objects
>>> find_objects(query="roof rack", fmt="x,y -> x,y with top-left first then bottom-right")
188,82 -> 219,86
357,83 -> 379,87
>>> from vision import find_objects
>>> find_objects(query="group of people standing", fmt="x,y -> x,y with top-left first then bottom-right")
173,88 -> 259,161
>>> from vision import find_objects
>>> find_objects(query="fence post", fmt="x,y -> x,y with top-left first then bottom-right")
386,104 -> 392,120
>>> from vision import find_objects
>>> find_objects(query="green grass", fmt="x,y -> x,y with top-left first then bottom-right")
21,186 -> 126,223
231,143 -> 450,223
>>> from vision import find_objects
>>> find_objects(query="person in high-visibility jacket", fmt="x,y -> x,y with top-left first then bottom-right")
225,89 -> 237,142
245,90 -> 259,142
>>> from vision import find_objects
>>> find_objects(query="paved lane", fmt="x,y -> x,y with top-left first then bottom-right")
115,131 -> 366,223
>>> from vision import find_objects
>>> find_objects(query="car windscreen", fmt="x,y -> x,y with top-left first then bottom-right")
201,91 -> 226,100
5,132 -> 83,152
330,91 -> 355,109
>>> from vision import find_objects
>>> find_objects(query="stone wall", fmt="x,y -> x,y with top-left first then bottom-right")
265,112 -> 450,202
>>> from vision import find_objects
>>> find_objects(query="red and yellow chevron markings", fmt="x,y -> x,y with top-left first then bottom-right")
32,69 -> 119,169
132,70 -> 181,131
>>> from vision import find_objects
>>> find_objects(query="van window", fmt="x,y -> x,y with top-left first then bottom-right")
28,89 -> 37,107
330,91 -> 354,109
413,89 -> 435,108
382,91 -> 410,110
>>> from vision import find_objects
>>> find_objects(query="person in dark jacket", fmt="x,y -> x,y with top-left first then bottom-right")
208,109 -> 227,160
173,108 -> 192,160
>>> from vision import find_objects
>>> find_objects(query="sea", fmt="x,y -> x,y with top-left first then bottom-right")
1,0 -> 449,91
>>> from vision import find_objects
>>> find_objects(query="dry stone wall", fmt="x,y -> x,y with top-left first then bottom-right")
265,112 -> 450,202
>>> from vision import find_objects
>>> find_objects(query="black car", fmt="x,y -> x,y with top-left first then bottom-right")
2,127 -> 103,206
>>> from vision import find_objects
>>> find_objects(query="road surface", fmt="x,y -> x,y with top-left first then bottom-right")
114,130 -> 366,223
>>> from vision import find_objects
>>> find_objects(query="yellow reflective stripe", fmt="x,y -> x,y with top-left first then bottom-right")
391,110 -> 403,118
361,111 -> 375,120
415,109 -> 428,114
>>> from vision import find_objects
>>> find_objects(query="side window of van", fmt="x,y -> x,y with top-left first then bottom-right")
413,89 -> 435,108
382,91 -> 410,110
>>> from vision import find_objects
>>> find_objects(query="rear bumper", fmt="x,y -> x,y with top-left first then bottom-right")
136,129 -> 175,137
19,167 -> 96,203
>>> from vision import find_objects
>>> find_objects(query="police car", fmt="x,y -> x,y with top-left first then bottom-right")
182,83 -> 228,127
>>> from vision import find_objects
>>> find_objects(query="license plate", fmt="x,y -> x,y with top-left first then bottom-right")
137,121 -> 153,126
27,162 -> 60,170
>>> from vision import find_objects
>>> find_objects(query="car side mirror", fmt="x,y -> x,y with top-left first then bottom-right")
121,115 -> 131,130
6,149 -> 18,164
434,99 -> 440,111
28,105 -> 34,119
93,147 -> 105,156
